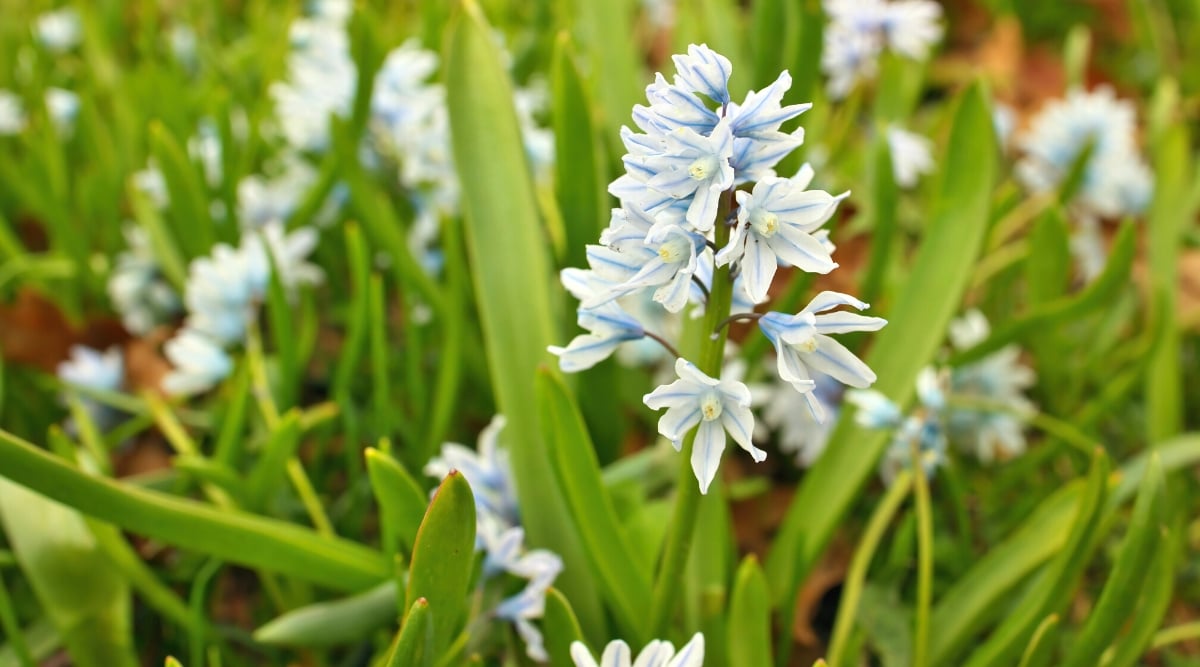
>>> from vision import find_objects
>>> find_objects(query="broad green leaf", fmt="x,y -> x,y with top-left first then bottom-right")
445,0 -> 603,636
962,452 -> 1109,667
750,0 -> 794,88
1104,522 -> 1177,667
366,448 -> 429,558
542,588 -> 584,667
766,82 -> 996,621
405,470 -> 476,659
1025,207 -> 1071,306
387,598 -> 433,667
0,480 -> 137,667
254,581 -> 397,647
1064,454 -> 1166,666
551,32 -> 608,268
729,556 -> 772,667
0,429 -> 389,590
536,369 -> 649,641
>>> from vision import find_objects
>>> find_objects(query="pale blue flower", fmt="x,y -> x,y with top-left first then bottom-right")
237,156 -> 317,228
571,633 -> 705,667
716,176 -> 842,303
757,292 -> 886,403
0,91 -> 24,136
44,88 -> 79,133
35,8 -> 81,53
643,358 -> 763,494
107,226 -> 180,335
271,16 -> 355,152
822,0 -> 943,99
425,415 -> 520,529
847,367 -> 947,483
628,119 -> 735,231
672,44 -> 733,105
724,72 -> 811,181
946,310 -> 1035,463
132,163 -> 169,209
1017,86 -> 1152,221
162,329 -> 233,396
886,125 -> 934,189
585,206 -> 708,312
57,345 -> 124,428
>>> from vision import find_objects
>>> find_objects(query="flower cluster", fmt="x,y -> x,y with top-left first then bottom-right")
34,7 -> 81,53
0,88 -> 80,137
1016,87 -> 1153,279
108,226 -> 182,336
845,311 -> 1036,482
822,0 -> 943,99
571,633 -> 705,667
552,44 -> 885,493
425,417 -> 562,662
162,223 -> 322,396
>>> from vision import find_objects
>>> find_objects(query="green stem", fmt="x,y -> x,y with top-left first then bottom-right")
912,443 -> 934,667
0,573 -> 35,667
827,470 -> 914,667
648,190 -> 736,637
1151,620 -> 1200,649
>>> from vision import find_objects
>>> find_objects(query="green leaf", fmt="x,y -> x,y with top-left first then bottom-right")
1063,454 -> 1166,667
1016,615 -> 1060,667
405,470 -> 476,659
929,481 -> 1082,665
569,0 -> 642,160
0,429 -> 389,590
551,32 -> 608,268
245,410 -> 303,510
0,480 -> 137,667
750,0 -> 794,88
536,369 -> 650,640
729,556 -> 772,667
366,448 -> 429,558
542,588 -> 585,667
950,221 -> 1136,366
1103,522 -> 1177,667
386,598 -> 433,667
962,451 -> 1109,667
1145,122 -> 1193,442
1025,206 -> 1071,306
445,0 -> 603,637
147,121 -> 213,258
254,581 -> 397,647
766,82 -> 996,622
860,131 -> 898,304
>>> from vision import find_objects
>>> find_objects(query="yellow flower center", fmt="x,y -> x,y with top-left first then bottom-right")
751,211 -> 780,237
688,156 -> 717,181
700,392 -> 723,421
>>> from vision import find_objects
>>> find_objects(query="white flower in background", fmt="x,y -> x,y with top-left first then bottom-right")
848,367 -> 948,484
307,0 -> 353,22
571,633 -> 705,667
992,103 -> 1016,148
0,91 -> 26,135
946,310 -> 1035,463
57,345 -> 124,428
1016,87 -> 1153,220
640,0 -> 677,29
162,329 -> 234,396
821,0 -> 943,99
188,121 -> 223,188
132,163 -> 169,209
760,371 -> 842,467
35,8 -> 81,53
643,358 -> 763,494
425,415 -> 521,528
886,125 -> 934,188
168,24 -> 198,66
271,14 -> 355,152
108,226 -> 181,335
237,156 -> 318,228
44,88 -> 79,132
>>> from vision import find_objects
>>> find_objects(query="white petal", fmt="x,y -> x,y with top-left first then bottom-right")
692,419 -> 727,494
806,335 -> 877,388
600,640 -> 632,667
803,290 -> 870,314
740,236 -> 777,304
674,357 -> 720,387
667,633 -> 706,667
659,406 -> 703,446
644,378 -> 704,410
722,403 -> 766,462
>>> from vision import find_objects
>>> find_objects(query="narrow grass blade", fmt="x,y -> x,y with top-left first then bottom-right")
0,429 -> 389,590
542,588 -> 584,667
366,447 -> 429,558
1063,454 -> 1166,666
1017,615 -> 1060,667
386,598 -> 433,667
